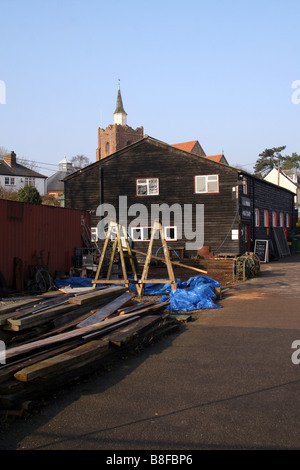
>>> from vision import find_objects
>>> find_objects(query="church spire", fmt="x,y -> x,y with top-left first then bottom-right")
113,80 -> 127,125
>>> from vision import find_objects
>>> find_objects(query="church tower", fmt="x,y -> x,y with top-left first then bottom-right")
96,82 -> 143,160
113,82 -> 127,125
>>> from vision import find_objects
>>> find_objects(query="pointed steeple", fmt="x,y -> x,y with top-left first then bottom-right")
113,80 -> 127,125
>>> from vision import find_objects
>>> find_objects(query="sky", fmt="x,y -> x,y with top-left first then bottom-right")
1,0 -> 300,177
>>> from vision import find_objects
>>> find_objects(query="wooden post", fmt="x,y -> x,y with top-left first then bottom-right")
93,221 -> 138,290
137,219 -> 176,296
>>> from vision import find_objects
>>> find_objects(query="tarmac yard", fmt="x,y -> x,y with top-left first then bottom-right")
1,254 -> 300,451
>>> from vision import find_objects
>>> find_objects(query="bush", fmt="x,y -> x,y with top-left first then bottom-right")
17,186 -> 41,204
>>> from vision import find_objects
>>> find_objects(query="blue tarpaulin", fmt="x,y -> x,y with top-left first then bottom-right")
159,275 -> 222,312
54,275 -> 221,312
53,277 -> 176,295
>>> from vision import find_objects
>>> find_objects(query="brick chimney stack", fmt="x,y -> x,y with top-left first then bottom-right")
4,151 -> 17,167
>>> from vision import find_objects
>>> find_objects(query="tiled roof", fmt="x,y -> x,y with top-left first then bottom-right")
172,141 -> 199,152
206,154 -> 224,162
0,159 -> 47,178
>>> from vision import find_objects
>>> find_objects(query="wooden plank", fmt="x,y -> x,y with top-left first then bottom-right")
5,302 -> 80,330
76,292 -> 135,328
0,298 -> 44,325
14,339 -> 110,383
5,310 -> 155,361
118,300 -> 156,315
80,301 -> 169,340
5,291 -> 123,331
108,315 -> 161,347
0,294 -> 74,327
68,286 -> 126,306
13,315 -> 166,383
0,298 -> 42,315
0,339 -> 84,384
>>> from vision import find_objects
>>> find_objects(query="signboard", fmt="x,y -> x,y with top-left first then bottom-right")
254,239 -> 269,263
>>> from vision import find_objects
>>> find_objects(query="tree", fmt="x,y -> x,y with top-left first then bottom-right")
0,146 -> 8,158
254,146 -> 286,177
17,186 -> 41,204
70,154 -> 91,170
17,157 -> 38,171
281,152 -> 300,170
0,185 -> 18,200
41,194 -> 61,206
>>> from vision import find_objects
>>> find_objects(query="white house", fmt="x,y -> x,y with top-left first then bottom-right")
0,151 -> 47,195
264,167 -> 299,216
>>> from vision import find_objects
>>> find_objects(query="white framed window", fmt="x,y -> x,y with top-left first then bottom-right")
255,208 -> 260,227
272,211 -> 277,227
286,213 -> 291,228
195,175 -> 219,193
280,212 -> 284,227
25,177 -> 35,187
136,178 -> 159,196
4,177 -> 15,185
243,177 -> 249,195
164,226 -> 177,241
131,226 -> 152,241
264,209 -> 269,227
91,227 -> 98,242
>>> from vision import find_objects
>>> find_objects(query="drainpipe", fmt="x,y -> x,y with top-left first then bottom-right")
99,167 -> 103,206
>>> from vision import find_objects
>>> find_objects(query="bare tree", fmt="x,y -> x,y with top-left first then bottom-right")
0,146 -> 8,158
70,154 -> 91,170
17,157 -> 38,171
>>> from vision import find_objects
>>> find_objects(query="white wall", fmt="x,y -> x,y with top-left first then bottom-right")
0,175 -> 46,195
264,168 -> 297,194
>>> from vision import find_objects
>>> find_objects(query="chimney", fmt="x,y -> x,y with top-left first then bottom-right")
4,151 -> 17,167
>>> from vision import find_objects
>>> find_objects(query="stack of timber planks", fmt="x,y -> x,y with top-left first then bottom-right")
0,285 -> 177,411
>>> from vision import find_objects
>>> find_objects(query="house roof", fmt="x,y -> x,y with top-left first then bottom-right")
206,154 -> 224,162
63,136 -> 296,198
47,171 -> 72,191
0,159 -> 47,178
64,135 -> 236,183
206,154 -> 229,165
172,140 -> 199,152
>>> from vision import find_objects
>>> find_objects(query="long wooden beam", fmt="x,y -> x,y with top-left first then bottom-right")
131,249 -> 208,274
5,301 -> 170,361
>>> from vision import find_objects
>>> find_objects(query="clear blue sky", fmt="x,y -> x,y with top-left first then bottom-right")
1,0 -> 300,176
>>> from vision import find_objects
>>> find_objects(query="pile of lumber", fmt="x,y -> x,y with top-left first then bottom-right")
0,285 -> 178,411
